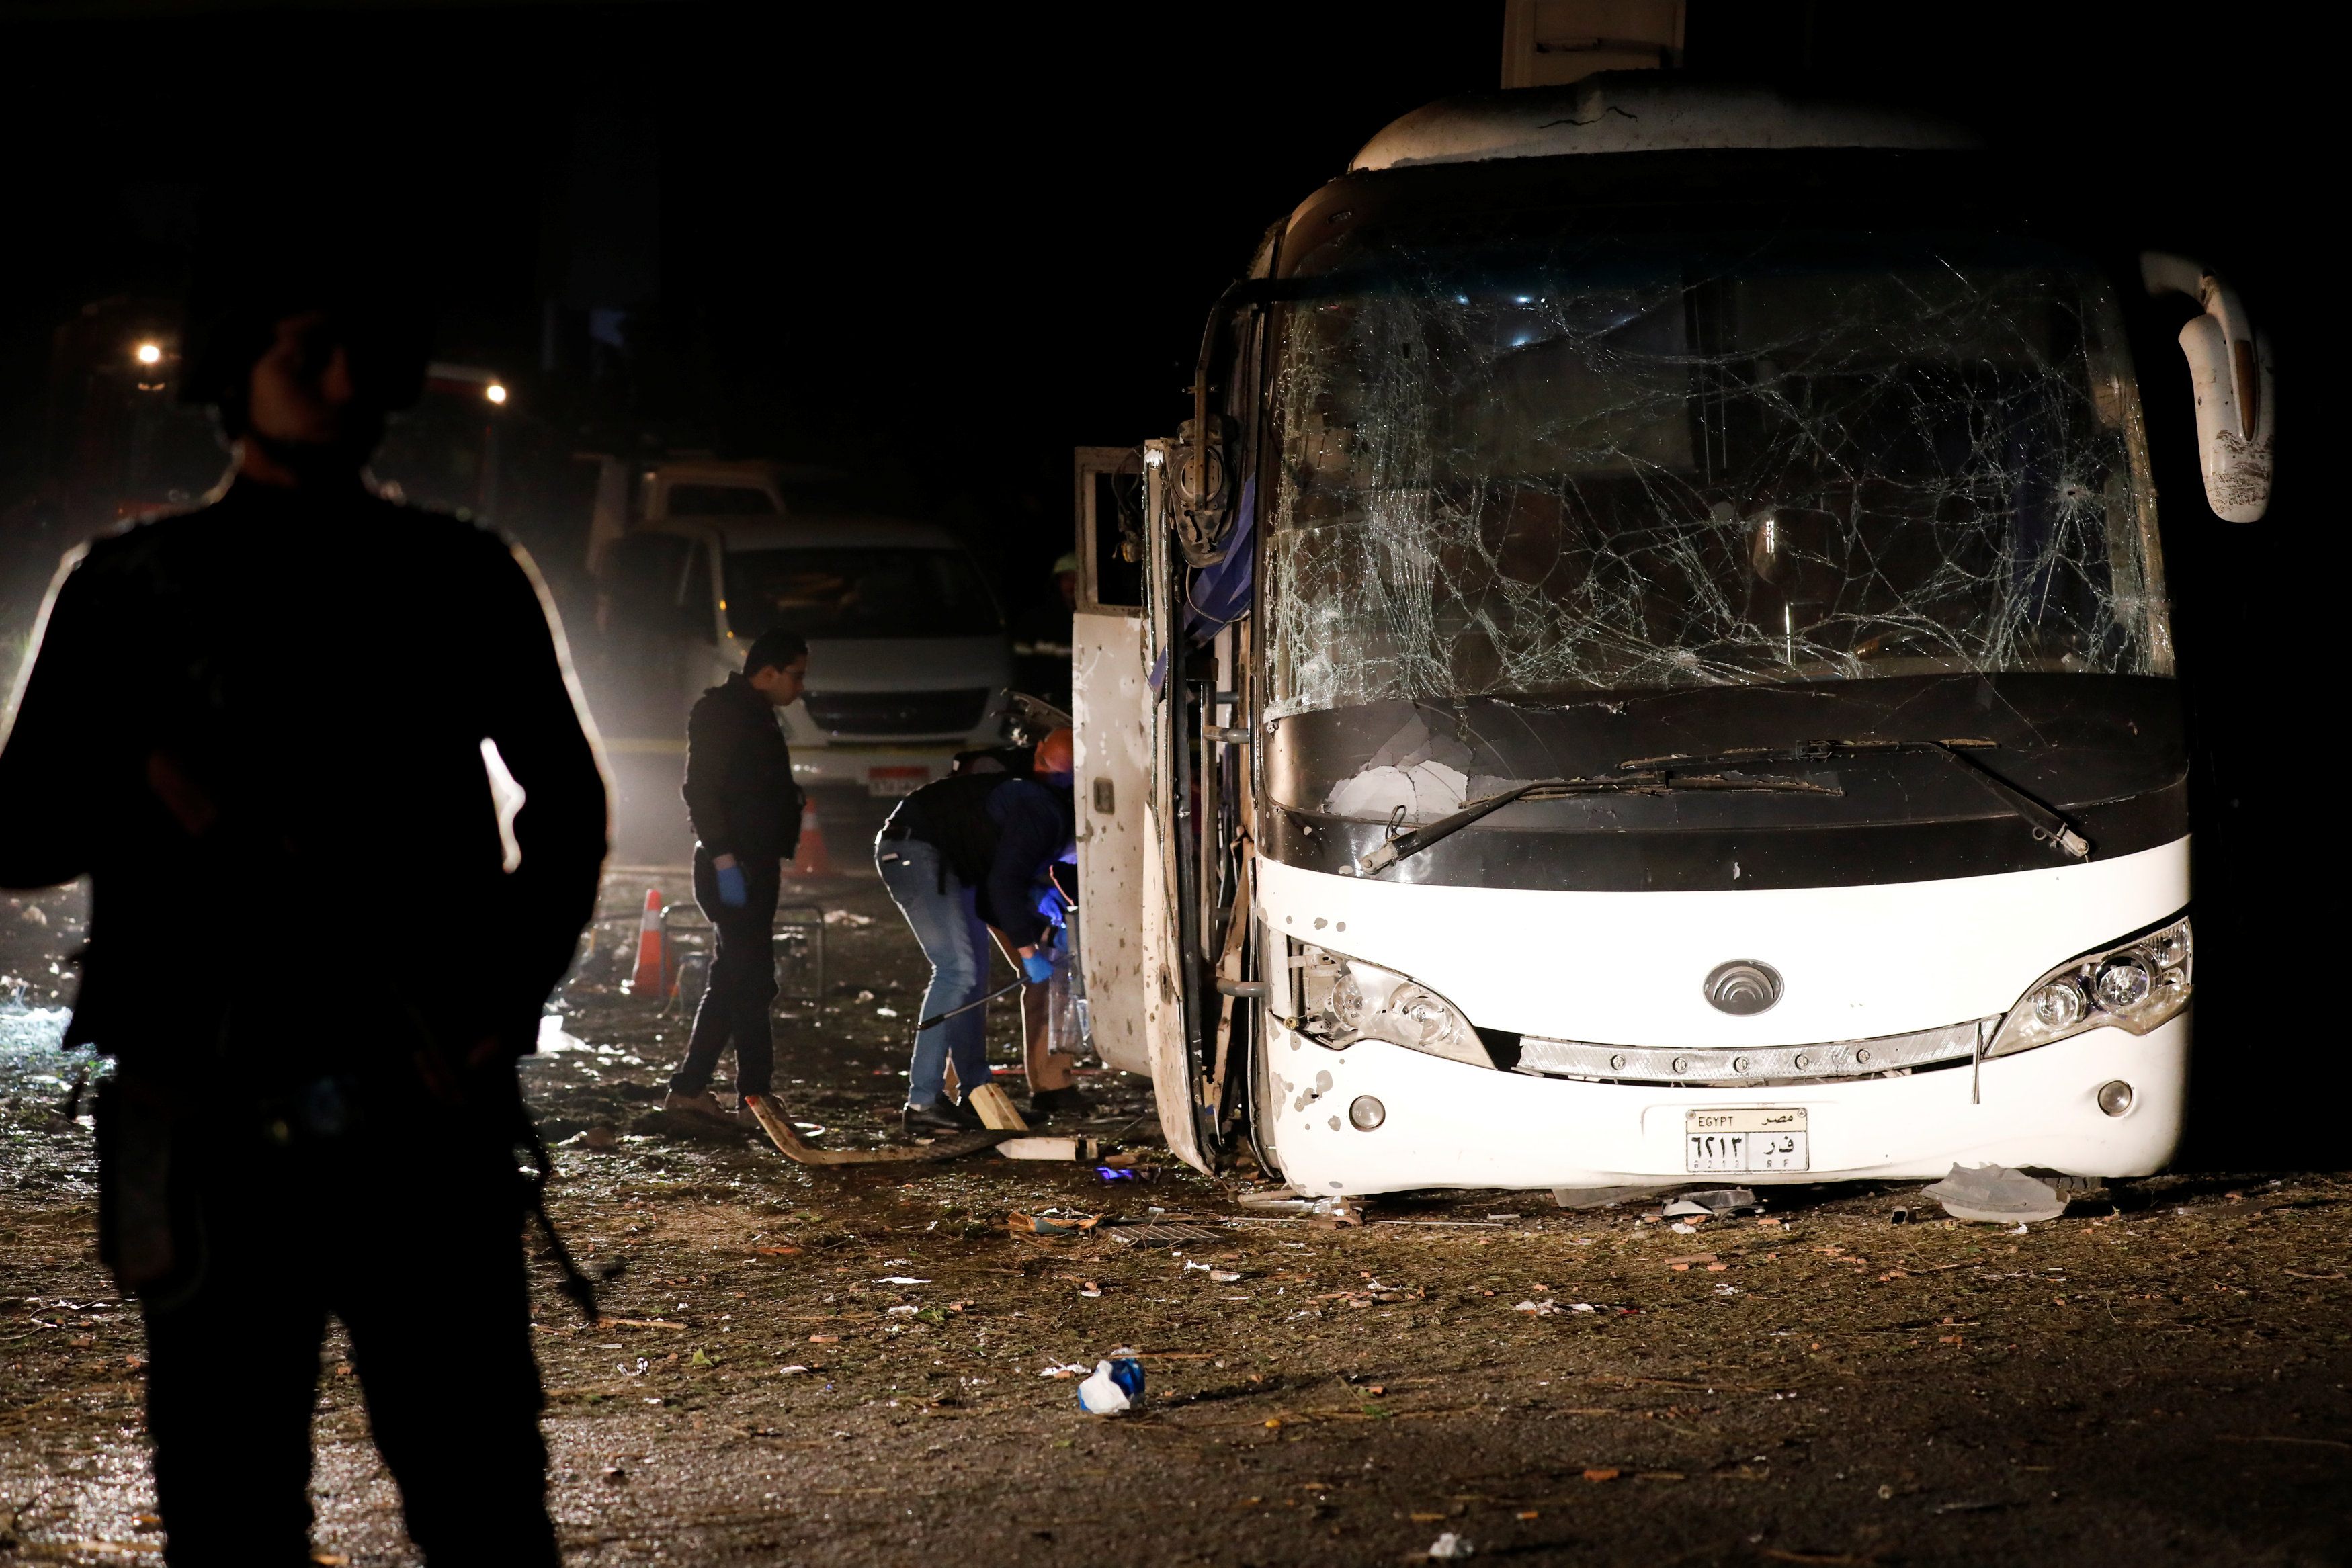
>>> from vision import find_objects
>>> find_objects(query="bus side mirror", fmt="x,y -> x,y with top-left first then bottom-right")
2142,251 -> 2274,523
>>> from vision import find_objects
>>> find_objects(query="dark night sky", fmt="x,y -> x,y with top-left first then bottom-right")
0,2 -> 2327,552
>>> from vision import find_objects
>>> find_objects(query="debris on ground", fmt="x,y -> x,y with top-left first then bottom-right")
9,870 -> 2351,1565
1309,1195 -> 1366,1229
1921,1163 -> 2069,1223
997,1135 -> 1099,1161
1007,1210 -> 1099,1237
1550,1184 -> 1680,1209
1427,1531 -> 1474,1559
1663,1187 -> 1761,1217
1077,1352 -> 1145,1415
1104,1222 -> 1225,1248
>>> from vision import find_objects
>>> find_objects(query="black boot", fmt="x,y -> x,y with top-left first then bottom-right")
901,1101 -> 966,1137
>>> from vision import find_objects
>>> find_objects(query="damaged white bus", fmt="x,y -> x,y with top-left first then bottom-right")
1070,74 -> 2271,1199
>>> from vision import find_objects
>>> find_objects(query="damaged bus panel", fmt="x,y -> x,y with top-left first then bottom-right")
1073,74 -> 2266,1194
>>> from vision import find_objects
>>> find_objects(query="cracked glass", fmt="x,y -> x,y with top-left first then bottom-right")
1263,233 -> 2171,724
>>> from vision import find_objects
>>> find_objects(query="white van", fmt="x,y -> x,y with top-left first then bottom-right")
589,459 -> 1011,807
1072,77 -> 2269,1196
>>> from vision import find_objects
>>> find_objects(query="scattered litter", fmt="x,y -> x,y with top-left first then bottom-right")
821,909 -> 874,926
1513,1299 -> 1559,1315
1310,1196 -> 1366,1229
1038,1362 -> 1090,1379
1427,1532 -> 1475,1560
777,1364 -> 810,1375
875,1276 -> 931,1285
885,1305 -> 918,1317
1583,1467 -> 1621,1482
561,1125 -> 619,1151
874,1006 -> 898,1018
1105,1223 -> 1226,1248
1336,1281 -> 1421,1307
1077,1352 -> 1145,1415
995,1135 -> 1100,1162
1209,1270 -> 1243,1284
1663,1188 -> 1761,1217
1923,1164 -> 2068,1223
1238,1188 -> 1316,1211
1008,1211 -> 1100,1238
1669,1221 -> 1699,1235
1890,1205 -> 1913,1225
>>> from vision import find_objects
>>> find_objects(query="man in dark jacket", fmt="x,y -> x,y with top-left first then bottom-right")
665,627 -> 806,1121
876,729 -> 1075,1134
0,265 -> 606,1566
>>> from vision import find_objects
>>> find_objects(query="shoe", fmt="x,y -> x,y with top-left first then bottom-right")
663,1089 -> 735,1123
901,1101 -> 966,1137
1027,1087 -> 1093,1122
736,1092 -> 773,1129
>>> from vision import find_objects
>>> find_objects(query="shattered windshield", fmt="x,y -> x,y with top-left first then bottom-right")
1263,232 -> 2170,720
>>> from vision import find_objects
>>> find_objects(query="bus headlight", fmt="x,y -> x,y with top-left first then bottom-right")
1298,949 -> 1493,1069
1987,914 -> 2190,1059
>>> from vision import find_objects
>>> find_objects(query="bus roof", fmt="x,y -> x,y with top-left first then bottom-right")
1350,73 -> 1980,173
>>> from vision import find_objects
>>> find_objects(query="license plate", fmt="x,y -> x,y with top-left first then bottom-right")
866,766 -> 931,798
1685,1108 -> 1809,1173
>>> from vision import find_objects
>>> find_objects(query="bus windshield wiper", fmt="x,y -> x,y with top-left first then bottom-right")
1351,767 -> 1837,877
1620,739 -> 2091,861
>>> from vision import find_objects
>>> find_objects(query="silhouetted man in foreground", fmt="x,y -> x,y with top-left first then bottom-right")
0,259 -> 607,1565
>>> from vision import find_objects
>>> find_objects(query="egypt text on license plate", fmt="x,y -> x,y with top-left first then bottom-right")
1685,1108 -> 1809,1173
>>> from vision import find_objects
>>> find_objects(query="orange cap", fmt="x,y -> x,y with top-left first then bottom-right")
1035,728 -> 1075,777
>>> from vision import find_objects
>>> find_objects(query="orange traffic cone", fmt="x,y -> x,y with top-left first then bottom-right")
791,805 -> 831,877
628,889 -> 667,996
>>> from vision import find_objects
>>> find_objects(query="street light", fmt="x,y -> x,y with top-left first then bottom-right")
485,382 -> 509,405
134,342 -> 162,366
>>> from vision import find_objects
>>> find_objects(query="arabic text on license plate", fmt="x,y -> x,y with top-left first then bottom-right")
866,767 -> 931,798
1685,1107 -> 1809,1174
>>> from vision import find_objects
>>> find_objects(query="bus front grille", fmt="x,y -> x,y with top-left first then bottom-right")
1513,1018 -> 1994,1088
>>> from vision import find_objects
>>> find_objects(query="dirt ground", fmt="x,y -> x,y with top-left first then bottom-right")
3,839 -> 2349,1567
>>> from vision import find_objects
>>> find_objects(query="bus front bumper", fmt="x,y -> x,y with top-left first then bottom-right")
1265,1014 -> 2186,1196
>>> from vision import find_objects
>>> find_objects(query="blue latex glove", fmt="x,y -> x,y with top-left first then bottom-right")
714,861 -> 749,908
1035,885 -> 1070,928
1021,953 -> 1056,985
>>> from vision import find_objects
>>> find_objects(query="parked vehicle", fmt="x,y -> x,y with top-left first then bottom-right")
1073,69 -> 2267,1194
584,458 -> 1013,857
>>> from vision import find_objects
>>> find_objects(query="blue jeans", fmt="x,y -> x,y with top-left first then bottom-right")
876,837 -> 995,1108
